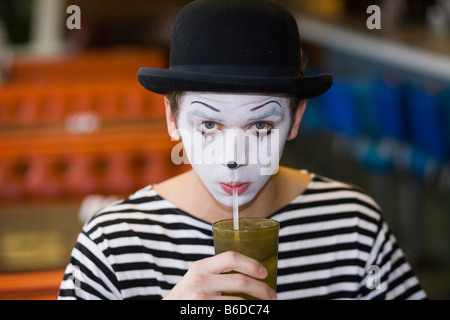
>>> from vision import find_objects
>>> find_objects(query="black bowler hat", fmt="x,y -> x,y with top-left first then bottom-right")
138,0 -> 333,98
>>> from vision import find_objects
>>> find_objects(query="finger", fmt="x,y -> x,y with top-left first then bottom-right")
214,295 -> 245,300
215,273 -> 276,300
200,251 -> 267,279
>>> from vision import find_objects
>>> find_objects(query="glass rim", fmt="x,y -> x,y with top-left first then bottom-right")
212,217 -> 279,232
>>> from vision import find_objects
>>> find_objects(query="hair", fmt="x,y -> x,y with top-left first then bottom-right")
165,91 -> 304,130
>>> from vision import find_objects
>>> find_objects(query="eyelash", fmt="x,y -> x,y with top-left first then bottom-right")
198,121 -> 273,137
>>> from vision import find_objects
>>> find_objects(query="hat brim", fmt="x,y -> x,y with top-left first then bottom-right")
137,67 -> 333,99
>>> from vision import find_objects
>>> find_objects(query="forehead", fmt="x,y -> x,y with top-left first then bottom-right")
180,92 -> 290,109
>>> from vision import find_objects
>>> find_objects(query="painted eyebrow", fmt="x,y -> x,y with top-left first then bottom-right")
247,107 -> 284,121
249,100 -> 282,111
190,101 -> 220,112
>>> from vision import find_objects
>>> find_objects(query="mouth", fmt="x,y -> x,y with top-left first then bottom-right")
220,182 -> 250,195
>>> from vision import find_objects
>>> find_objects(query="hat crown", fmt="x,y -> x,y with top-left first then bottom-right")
169,0 -> 302,75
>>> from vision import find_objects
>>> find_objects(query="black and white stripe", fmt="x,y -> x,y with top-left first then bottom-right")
58,172 -> 426,300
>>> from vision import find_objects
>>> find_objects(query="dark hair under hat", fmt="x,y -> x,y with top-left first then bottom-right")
137,0 -> 333,99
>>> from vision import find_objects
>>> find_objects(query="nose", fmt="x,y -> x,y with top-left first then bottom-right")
226,161 -> 238,169
222,129 -> 246,169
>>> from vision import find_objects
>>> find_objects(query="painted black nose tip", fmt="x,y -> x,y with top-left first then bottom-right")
226,161 -> 238,169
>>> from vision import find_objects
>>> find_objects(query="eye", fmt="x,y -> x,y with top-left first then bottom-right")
254,122 -> 268,130
199,121 -> 222,135
250,122 -> 272,137
251,122 -> 272,131
202,121 -> 217,130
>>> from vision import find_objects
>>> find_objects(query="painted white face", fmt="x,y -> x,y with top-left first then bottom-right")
174,92 -> 292,207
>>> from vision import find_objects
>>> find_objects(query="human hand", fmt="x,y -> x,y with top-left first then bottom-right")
163,251 -> 277,300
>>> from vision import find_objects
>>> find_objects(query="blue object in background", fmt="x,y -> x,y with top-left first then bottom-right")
317,78 -> 360,137
405,85 -> 447,161
438,88 -> 450,157
372,77 -> 406,142
301,97 -> 324,132
307,75 -> 449,178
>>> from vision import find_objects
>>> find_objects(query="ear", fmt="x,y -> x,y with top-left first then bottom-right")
287,99 -> 306,141
164,97 -> 180,140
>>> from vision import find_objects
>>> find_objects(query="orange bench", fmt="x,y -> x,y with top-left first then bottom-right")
1,48 -> 168,127
0,124 -> 189,200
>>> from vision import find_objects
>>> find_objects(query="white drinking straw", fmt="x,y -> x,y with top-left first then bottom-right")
233,188 -> 239,230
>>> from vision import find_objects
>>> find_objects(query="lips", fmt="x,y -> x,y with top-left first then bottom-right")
220,182 -> 250,195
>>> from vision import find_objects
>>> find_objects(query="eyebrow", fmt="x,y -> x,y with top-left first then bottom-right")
249,100 -> 282,111
188,99 -> 283,121
190,101 -> 220,112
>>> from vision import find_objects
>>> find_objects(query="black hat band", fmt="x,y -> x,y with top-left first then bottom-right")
169,65 -> 303,77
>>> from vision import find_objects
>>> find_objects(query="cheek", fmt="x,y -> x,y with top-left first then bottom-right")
254,129 -> 288,159
177,120 -> 212,165
191,163 -> 214,183
271,120 -> 291,154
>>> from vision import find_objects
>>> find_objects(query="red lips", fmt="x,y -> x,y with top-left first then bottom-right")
220,182 -> 250,195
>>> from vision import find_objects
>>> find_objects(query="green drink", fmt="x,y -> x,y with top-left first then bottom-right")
212,217 -> 279,300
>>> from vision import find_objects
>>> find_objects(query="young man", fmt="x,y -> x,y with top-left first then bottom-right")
58,0 -> 426,300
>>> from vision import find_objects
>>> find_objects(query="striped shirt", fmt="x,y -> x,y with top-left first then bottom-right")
58,172 -> 426,300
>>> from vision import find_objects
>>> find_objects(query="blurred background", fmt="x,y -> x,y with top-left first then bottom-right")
0,0 -> 448,299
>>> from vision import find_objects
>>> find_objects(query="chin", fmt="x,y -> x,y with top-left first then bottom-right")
213,192 -> 255,208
